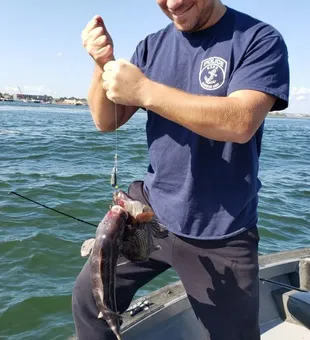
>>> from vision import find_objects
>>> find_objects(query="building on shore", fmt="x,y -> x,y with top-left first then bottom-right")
0,93 -> 14,101
13,93 -> 53,103
59,98 -> 87,106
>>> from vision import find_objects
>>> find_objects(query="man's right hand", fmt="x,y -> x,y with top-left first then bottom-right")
81,15 -> 114,68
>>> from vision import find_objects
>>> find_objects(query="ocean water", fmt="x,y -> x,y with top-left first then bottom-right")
0,102 -> 309,339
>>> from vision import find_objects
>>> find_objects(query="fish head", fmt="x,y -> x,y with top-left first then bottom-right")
113,191 -> 164,261
95,205 -> 129,243
109,204 -> 129,218
104,205 -> 129,229
113,190 -> 154,221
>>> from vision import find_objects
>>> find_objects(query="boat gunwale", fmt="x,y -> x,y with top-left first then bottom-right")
121,247 -> 310,332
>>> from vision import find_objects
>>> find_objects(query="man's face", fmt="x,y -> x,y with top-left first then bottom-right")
157,0 -> 217,32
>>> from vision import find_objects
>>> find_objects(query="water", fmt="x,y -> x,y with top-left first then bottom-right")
0,102 -> 309,339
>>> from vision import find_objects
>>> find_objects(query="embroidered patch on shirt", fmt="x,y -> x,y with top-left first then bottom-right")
199,57 -> 227,91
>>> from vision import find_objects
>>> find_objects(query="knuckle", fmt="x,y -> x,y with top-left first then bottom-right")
100,35 -> 108,44
95,26 -> 104,35
89,47 -> 99,58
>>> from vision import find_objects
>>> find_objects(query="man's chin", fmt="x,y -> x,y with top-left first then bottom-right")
171,15 -> 205,33
173,20 -> 193,32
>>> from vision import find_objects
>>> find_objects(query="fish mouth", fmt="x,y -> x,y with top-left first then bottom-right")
113,190 -> 152,218
113,191 -> 135,213
111,205 -> 128,217
113,190 -> 131,204
111,205 -> 126,212
111,205 -> 125,212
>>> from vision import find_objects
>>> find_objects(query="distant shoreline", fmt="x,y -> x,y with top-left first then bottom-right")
267,113 -> 310,119
0,98 -> 88,106
1,100 -> 309,118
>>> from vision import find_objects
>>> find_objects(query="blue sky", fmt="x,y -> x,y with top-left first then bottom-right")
1,0 -> 309,113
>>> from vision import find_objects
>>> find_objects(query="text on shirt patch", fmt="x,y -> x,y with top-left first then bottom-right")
199,57 -> 227,91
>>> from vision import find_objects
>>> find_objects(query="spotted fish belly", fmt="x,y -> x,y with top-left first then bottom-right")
90,205 -> 128,340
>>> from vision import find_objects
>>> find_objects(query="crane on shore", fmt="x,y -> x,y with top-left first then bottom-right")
18,87 -> 27,102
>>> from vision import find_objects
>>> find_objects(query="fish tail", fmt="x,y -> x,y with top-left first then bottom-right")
111,326 -> 122,340
106,316 -> 122,340
98,308 -> 123,338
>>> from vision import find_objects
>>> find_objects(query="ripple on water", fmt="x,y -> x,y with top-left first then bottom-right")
1,105 -> 309,339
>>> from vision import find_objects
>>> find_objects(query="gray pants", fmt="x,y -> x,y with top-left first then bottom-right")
72,182 -> 260,340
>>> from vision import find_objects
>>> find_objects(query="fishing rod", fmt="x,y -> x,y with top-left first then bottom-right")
259,277 -> 308,293
7,191 -> 309,293
9,191 -> 97,228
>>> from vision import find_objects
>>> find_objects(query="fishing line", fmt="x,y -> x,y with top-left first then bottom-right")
110,103 -> 119,189
9,191 -> 97,227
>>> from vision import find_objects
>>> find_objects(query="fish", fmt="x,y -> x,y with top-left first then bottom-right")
80,190 -> 164,339
83,204 -> 128,340
112,190 -> 165,261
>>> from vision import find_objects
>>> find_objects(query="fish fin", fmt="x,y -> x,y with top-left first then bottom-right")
135,212 -> 154,223
80,238 -> 95,257
151,223 -> 169,238
142,205 -> 153,213
97,309 -> 123,320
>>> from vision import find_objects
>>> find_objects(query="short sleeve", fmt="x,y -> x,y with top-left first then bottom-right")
130,39 -> 149,111
227,36 -> 290,111
130,39 -> 148,73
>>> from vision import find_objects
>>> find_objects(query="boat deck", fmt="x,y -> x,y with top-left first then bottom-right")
261,319 -> 310,340
68,248 -> 310,340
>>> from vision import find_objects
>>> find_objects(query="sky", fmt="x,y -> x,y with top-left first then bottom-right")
0,0 -> 310,114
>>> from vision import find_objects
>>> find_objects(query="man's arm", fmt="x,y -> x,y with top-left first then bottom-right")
140,81 -> 276,143
88,63 -> 139,132
81,15 -> 139,132
102,34 -> 288,142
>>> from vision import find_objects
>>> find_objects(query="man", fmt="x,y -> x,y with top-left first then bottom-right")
73,0 -> 289,339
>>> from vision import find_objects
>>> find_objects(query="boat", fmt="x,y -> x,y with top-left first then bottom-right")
121,248 -> 310,339
69,248 -> 310,339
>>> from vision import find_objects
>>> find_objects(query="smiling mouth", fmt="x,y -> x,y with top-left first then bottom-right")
170,4 -> 194,18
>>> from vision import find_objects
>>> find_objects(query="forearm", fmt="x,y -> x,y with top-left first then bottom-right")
88,63 -> 127,131
141,80 -> 259,143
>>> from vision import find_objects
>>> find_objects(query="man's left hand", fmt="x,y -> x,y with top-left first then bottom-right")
102,59 -> 148,107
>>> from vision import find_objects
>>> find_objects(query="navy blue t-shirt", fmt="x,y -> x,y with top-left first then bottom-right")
130,7 -> 290,239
